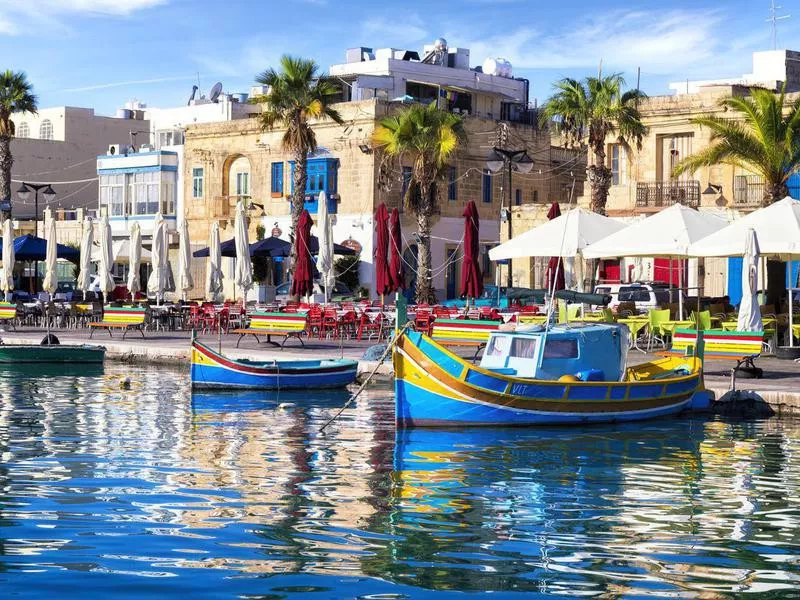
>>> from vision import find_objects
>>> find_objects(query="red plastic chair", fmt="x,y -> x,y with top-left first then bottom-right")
357,312 -> 382,341
414,308 -> 434,335
321,307 -> 340,339
307,306 -> 323,338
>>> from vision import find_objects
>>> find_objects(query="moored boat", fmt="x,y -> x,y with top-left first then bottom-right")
0,343 -> 105,363
393,323 -> 712,427
191,339 -> 359,390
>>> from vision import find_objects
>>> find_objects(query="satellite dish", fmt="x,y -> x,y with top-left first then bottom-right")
209,82 -> 223,103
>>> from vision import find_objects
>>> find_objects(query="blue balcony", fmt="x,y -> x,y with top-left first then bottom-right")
289,157 -> 339,214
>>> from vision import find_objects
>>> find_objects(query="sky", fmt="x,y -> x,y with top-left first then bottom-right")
0,0 -> 796,115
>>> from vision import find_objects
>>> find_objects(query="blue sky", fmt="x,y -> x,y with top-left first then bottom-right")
0,0 -> 795,115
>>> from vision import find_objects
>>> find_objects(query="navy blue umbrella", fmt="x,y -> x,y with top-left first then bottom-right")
193,236 -> 355,258
0,234 -> 80,262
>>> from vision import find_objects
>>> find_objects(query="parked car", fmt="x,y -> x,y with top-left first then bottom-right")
275,281 -> 355,303
440,285 -> 547,309
594,283 -> 671,312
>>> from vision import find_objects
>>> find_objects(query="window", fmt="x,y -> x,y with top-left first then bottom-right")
609,144 -> 627,185
511,337 -> 539,359
192,167 -> 204,199
515,189 -> 521,206
271,162 -> 284,196
543,339 -> 579,359
100,174 -> 126,216
236,172 -> 250,197
39,119 -> 53,140
161,172 -> 176,215
482,169 -> 492,203
130,171 -> 160,215
448,166 -> 457,201
16,122 -> 29,138
401,166 -> 412,200
157,129 -> 184,148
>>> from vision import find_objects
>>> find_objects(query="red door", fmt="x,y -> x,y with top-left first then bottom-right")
653,258 -> 684,285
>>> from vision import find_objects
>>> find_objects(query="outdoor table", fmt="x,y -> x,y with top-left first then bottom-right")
518,315 -> 548,326
581,313 -> 611,323
659,320 -> 694,337
721,318 -> 777,332
618,317 -> 649,353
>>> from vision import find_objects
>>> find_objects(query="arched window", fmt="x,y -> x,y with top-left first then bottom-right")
227,156 -> 251,199
16,122 -> 29,138
39,119 -> 53,140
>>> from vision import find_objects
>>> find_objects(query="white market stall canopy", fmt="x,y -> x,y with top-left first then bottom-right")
91,240 -> 152,263
583,204 -> 729,259
488,207 -> 626,260
688,197 -> 800,259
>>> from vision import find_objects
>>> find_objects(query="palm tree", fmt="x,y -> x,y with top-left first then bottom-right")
541,74 -> 646,215
674,85 -> 800,206
373,102 -> 466,303
0,71 -> 36,211
251,56 -> 343,229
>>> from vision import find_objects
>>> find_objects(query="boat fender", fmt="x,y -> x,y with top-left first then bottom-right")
558,374 -> 579,382
40,334 -> 60,346
277,402 -> 296,410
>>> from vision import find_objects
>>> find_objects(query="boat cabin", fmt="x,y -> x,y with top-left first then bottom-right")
478,323 -> 628,382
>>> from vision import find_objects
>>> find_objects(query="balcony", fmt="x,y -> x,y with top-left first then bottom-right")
636,180 -> 700,209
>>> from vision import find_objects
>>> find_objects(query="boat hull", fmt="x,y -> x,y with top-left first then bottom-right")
0,344 -> 105,364
191,340 -> 358,390
394,331 -> 705,427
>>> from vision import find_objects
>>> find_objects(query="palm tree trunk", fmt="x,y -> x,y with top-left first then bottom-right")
763,181 -> 789,206
415,209 -> 433,304
290,148 -> 309,301
0,135 -> 11,210
587,145 -> 611,215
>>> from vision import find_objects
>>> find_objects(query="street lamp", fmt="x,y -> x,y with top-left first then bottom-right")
17,182 -> 56,293
486,147 -> 533,289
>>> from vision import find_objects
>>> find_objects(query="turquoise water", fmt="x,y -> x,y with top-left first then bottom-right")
0,364 -> 799,598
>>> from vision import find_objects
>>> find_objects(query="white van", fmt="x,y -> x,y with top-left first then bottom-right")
593,283 -> 674,312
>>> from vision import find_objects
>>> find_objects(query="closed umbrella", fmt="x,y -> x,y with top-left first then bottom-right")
545,203 -> 565,292
737,228 -> 763,332
291,209 -> 313,299
233,200 -> 253,300
206,221 -> 223,301
177,218 -> 193,301
316,191 -> 334,304
1,218 -> 14,300
460,201 -> 483,301
42,211 -> 58,295
374,203 -> 391,301
98,213 -> 115,298
389,207 -> 405,292
77,218 -> 93,300
147,212 -> 167,303
127,222 -> 142,299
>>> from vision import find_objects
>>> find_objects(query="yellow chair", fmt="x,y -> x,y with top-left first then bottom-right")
647,308 -> 671,351
601,307 -> 615,323
691,310 -> 713,331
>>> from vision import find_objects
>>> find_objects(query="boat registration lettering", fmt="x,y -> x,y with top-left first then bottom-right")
509,382 -> 564,399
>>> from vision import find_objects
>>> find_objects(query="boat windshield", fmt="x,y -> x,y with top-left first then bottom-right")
543,339 -> 578,359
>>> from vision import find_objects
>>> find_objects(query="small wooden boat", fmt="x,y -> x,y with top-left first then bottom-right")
191,339 -> 359,390
0,343 -> 105,363
394,323 -> 712,427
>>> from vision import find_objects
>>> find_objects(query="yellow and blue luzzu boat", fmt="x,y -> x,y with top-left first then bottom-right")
393,323 -> 712,427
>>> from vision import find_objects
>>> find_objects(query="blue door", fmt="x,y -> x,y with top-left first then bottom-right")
727,257 -> 742,307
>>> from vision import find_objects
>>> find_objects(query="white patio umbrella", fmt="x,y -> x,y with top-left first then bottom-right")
147,212 -> 168,304
2,218 -> 15,301
42,211 -> 58,296
583,204 -> 729,317
206,221 -> 223,301
177,218 -> 193,301
738,228 -> 763,332
77,217 -> 93,300
127,222 -> 142,299
233,200 -> 252,301
316,191 -> 334,304
91,239 -> 151,263
97,213 -> 115,297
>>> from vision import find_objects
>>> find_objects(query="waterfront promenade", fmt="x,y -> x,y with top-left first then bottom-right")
4,327 -> 800,414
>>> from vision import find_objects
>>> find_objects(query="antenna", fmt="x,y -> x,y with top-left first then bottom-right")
209,82 -> 223,103
767,0 -> 790,50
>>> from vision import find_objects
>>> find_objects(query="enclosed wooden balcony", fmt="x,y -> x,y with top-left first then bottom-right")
635,180 -> 700,209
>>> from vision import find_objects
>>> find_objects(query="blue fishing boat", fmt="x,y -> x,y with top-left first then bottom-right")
394,323 -> 712,427
191,339 -> 358,390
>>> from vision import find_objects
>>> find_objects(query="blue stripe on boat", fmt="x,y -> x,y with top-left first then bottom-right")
665,378 -> 698,396
609,386 -> 628,400
417,334 -> 465,378
465,369 -> 509,392
509,382 -> 566,400
568,385 -> 611,401
628,384 -> 664,399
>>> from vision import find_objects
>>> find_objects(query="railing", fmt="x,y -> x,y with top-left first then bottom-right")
733,175 -> 763,207
636,180 -> 700,208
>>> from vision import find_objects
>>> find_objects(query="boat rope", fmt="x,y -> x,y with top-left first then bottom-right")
319,322 -> 411,433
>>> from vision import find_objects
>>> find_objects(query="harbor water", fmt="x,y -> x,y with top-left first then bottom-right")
0,364 -> 799,598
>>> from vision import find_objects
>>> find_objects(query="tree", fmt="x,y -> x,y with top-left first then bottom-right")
373,103 -> 466,303
674,85 -> 800,206
251,56 -> 343,229
541,74 -> 646,215
0,71 -> 37,213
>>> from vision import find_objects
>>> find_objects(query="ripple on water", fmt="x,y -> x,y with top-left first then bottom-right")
0,363 -> 798,597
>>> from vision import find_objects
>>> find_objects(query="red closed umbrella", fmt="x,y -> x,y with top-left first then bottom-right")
374,203 -> 391,299
291,210 -> 314,298
546,202 -> 565,291
388,208 -> 405,292
460,201 -> 483,299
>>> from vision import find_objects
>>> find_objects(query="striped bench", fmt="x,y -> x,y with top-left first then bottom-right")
0,302 -> 17,330
430,318 -> 500,358
231,312 -> 308,349
661,328 -> 764,372
89,306 -> 148,340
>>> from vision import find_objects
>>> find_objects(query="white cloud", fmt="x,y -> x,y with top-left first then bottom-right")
0,0 -> 167,34
362,16 -> 428,44
21,0 -> 167,15
61,75 -> 195,93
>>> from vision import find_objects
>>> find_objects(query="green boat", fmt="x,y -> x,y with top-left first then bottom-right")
0,343 -> 106,363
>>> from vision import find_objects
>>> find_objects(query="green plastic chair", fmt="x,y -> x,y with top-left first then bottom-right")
601,307 -> 615,323
647,308 -> 671,350
692,310 -> 712,331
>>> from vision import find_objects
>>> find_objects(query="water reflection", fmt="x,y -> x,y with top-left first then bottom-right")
0,365 -> 796,598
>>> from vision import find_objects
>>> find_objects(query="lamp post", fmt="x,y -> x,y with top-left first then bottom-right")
486,147 -> 533,289
16,183 -> 56,294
